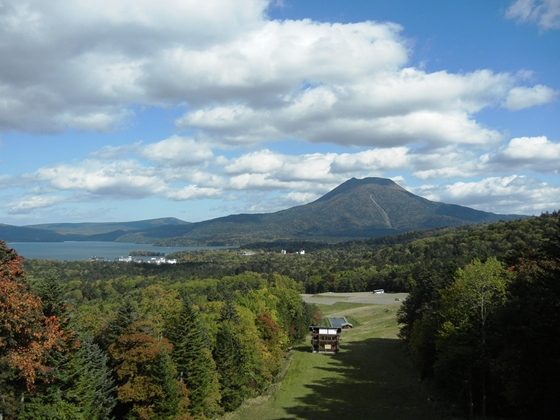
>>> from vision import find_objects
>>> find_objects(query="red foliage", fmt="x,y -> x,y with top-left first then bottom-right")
255,311 -> 281,342
0,241 -> 65,391
109,323 -> 191,419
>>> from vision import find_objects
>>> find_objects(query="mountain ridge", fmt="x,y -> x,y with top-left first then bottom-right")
0,178 -> 525,245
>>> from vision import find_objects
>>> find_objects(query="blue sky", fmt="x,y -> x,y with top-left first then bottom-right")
0,0 -> 559,225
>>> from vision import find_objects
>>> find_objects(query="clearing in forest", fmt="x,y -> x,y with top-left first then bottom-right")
226,300 -> 447,420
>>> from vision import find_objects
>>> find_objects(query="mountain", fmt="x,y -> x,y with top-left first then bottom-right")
0,224 -> 69,242
26,217 -> 190,235
117,177 -> 524,245
0,178 -> 525,246
0,218 -> 190,243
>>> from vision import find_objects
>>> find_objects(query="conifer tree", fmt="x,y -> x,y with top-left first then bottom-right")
97,299 -> 138,353
166,296 -> 220,419
212,322 -> 247,412
69,333 -> 116,420
212,301 -> 251,412
19,268 -> 82,418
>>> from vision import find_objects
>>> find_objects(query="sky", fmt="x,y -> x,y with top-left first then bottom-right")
0,0 -> 559,226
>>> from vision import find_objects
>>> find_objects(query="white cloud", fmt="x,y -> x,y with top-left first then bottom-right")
330,148 -> 410,173
139,136 -> 215,166
413,176 -> 560,215
166,185 -> 222,201
89,142 -> 143,159
4,134 -> 560,219
6,195 -> 67,214
486,136 -> 560,173
506,0 -> 560,30
55,108 -> 135,132
224,150 -> 285,174
503,85 -> 558,110
178,66 -> 510,149
1,1 -> 537,151
0,0 -> 270,132
33,160 -> 168,198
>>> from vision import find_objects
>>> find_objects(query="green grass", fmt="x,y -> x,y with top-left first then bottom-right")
225,302 -> 448,420
318,301 -> 371,315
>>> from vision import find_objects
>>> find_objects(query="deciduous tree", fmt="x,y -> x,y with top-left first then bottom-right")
0,241 -> 65,417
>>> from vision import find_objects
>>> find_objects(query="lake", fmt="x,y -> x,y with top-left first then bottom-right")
6,241 -> 234,261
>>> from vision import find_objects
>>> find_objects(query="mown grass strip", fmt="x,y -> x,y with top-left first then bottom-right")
227,302 -> 448,420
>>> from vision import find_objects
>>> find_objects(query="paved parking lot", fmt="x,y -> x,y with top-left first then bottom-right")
301,291 -> 408,305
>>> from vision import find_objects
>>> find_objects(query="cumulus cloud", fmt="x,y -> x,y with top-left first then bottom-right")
224,150 -> 285,174
330,148 -> 410,173
32,160 -> 168,199
139,136 -> 215,166
506,0 -> 560,30
6,195 -> 67,214
4,133 -> 560,217
0,0 -> 269,132
0,1 -> 558,221
413,176 -> 560,215
1,0 -> 551,151
178,65 -> 510,149
503,85 -> 558,110
166,185 -> 223,201
486,136 -> 560,173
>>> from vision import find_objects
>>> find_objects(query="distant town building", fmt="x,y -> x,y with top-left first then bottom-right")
239,251 -> 256,256
98,256 -> 178,264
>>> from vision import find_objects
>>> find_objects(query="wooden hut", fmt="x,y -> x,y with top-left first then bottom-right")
309,326 -> 341,354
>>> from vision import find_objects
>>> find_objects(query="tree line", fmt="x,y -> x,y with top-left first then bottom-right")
397,212 -> 560,419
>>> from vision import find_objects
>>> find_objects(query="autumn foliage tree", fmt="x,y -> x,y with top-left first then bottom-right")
109,320 -> 192,420
0,241 -> 66,417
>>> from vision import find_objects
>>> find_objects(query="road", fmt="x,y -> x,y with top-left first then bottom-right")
301,291 -> 408,305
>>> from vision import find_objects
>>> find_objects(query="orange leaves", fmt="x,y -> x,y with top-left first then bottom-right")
109,330 -> 172,381
108,322 -> 189,419
0,241 -> 66,391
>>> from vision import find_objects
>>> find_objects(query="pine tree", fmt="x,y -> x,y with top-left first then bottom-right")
69,334 -> 116,420
166,297 -> 220,419
212,322 -> 247,412
19,267 -> 82,418
34,268 -> 67,319
97,299 -> 138,353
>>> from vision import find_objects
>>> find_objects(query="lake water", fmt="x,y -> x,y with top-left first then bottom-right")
6,241 -> 233,261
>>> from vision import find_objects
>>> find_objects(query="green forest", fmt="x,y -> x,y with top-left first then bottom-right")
1,211 -> 559,419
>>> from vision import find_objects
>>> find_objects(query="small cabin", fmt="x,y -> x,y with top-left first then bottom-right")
309,326 -> 341,354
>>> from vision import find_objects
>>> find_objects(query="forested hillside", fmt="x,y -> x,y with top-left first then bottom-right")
1,242 -> 317,419
3,211 -> 559,418
397,212 -> 560,419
